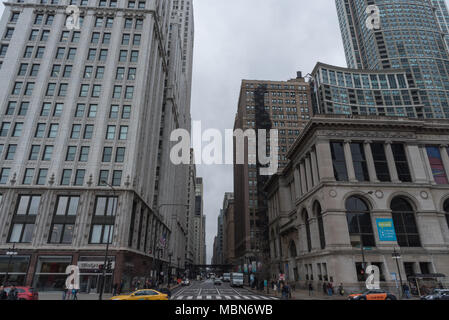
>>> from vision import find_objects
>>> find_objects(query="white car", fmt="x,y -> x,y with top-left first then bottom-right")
181,279 -> 190,286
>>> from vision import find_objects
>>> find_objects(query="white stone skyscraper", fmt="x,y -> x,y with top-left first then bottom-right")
0,0 -> 193,293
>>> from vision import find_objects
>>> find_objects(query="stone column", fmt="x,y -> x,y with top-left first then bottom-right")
310,149 -> 320,185
385,141 -> 400,183
439,144 -> 449,181
364,140 -> 379,182
315,140 -> 335,182
305,155 -> 314,189
343,139 -> 357,182
405,144 -> 428,183
300,161 -> 307,194
293,165 -> 302,198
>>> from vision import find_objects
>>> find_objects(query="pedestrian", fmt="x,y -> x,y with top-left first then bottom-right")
322,282 -> 327,295
62,285 -> 67,300
327,282 -> 333,296
0,286 -> 8,300
338,283 -> 345,296
66,285 -> 72,300
402,283 -> 411,299
7,285 -> 18,300
72,288 -> 78,300
273,283 -> 277,295
308,282 -> 314,296
281,282 -> 290,300
119,280 -> 124,294
113,283 -> 118,296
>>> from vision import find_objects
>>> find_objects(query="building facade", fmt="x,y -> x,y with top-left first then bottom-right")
335,0 -> 449,119
266,115 -> 449,293
0,0 -> 193,293
233,74 -> 313,273
193,177 -> 205,265
222,192 -> 235,265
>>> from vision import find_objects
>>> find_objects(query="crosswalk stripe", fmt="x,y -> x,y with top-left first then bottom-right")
233,296 -> 242,300
269,297 -> 279,300
225,296 -> 231,300
206,296 -> 212,300
216,296 -> 222,300
197,296 -> 202,300
259,296 -> 270,300
187,296 -> 193,300
176,296 -> 184,300
241,296 -> 251,300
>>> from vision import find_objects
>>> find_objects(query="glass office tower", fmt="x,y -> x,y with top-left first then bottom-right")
334,0 -> 449,118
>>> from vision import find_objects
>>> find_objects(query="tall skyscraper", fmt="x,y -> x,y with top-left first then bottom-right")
0,0 -> 193,293
332,0 -> 449,119
193,177 -> 205,265
233,74 -> 313,274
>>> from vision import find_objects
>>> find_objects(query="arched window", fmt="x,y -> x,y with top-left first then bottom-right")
391,197 -> 421,247
314,202 -> 326,249
303,210 -> 312,252
444,199 -> 449,229
289,240 -> 297,258
346,196 -> 375,247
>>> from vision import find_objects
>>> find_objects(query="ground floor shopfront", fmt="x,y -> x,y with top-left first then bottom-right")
0,249 -> 174,293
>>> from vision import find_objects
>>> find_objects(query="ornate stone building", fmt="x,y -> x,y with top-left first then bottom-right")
266,115 -> 449,293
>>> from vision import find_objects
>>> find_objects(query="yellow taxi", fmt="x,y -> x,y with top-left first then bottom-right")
348,289 -> 397,300
110,289 -> 169,301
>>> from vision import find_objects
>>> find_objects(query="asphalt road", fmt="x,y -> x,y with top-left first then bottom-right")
170,279 -> 279,301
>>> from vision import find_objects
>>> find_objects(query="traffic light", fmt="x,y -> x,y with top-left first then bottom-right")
106,260 -> 112,272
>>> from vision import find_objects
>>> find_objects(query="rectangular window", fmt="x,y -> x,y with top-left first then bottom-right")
119,50 -> 127,62
6,102 -> 16,115
19,102 -> 29,116
99,170 -> 109,186
99,49 -> 108,61
119,126 -> 128,140
79,84 -> 89,97
12,82 -> 22,95
371,143 -> 391,182
55,47 -> 65,59
330,142 -> 348,181
88,105 -> 97,118
112,86 -> 122,99
130,50 -> 138,62
18,63 -> 28,76
23,168 -> 34,185
71,124 -> 81,139
79,146 -> 89,162
61,169 -> 72,185
116,67 -> 125,80
106,126 -> 115,140
125,86 -> 134,99
66,146 -> 77,161
91,32 -> 100,43
84,125 -> 94,139
40,30 -> 50,41
41,102 -> 51,116
53,103 -> 63,117
84,66 -> 93,78
46,83 -> 56,96
49,196 -> 79,244
426,146 -> 449,184
102,147 -> 112,162
116,147 -> 125,162
48,124 -> 59,138
42,145 -> 53,161
37,169 -> 48,185
74,169 -> 85,186
1,122 -> 11,137
58,83 -> 68,96
122,105 -> 131,119
112,170 -> 122,186
103,33 -> 111,44
24,82 -> 34,96
9,224 -> 34,243
87,48 -> 96,61
350,143 -> 369,182
6,144 -> 17,160
67,48 -> 76,60
63,65 -> 72,78
75,104 -> 85,117
96,66 -> 105,79
110,105 -> 119,118
24,46 -> 33,58
35,123 -> 46,138
392,144 -> 412,182
0,168 -> 10,184
92,85 -> 101,97
12,122 -> 23,137
0,44 -> 8,57
122,34 -> 130,45
133,34 -> 141,46
127,68 -> 136,80
29,145 -> 40,160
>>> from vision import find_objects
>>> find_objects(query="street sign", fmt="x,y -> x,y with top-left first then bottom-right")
390,272 -> 397,281
6,251 -> 18,255
376,218 -> 397,241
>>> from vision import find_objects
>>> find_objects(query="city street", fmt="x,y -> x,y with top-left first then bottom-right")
170,279 -> 279,301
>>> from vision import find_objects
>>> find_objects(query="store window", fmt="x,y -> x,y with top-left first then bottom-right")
392,144 -> 412,182
371,143 -> 391,182
330,142 -> 348,181
89,196 -> 117,244
391,197 -> 421,247
32,256 -> 72,291
350,143 -> 369,181
0,256 -> 30,286
8,195 -> 41,243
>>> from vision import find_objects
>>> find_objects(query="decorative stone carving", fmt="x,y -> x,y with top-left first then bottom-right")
375,190 -> 384,199
329,190 -> 337,198
420,191 -> 429,200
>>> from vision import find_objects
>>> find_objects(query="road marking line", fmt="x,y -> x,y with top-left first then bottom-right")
197,296 -> 202,300
225,296 -> 231,300
233,296 -> 242,300
206,296 -> 212,300
259,296 -> 270,300
176,296 -> 184,300
241,296 -> 251,300
187,296 -> 193,300
216,296 -> 222,300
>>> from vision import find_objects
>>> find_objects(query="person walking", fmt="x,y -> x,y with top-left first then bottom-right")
0,286 -> 8,300
402,283 -> 411,299
308,282 -> 314,296
113,283 -> 118,296
322,282 -> 327,295
281,282 -> 290,300
7,285 -> 18,300
338,283 -> 345,296
327,282 -> 333,296
62,285 -> 67,300
72,288 -> 78,300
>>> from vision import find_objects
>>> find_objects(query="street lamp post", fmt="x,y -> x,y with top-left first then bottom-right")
99,180 -> 117,301
3,243 -> 18,286
392,247 -> 403,298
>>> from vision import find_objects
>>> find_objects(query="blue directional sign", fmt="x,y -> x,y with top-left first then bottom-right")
376,218 -> 397,241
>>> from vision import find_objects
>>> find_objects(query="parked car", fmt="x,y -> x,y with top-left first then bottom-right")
181,279 -> 190,286
4,287 -> 39,300
421,289 -> 449,300
348,289 -> 397,300
110,289 -> 168,301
